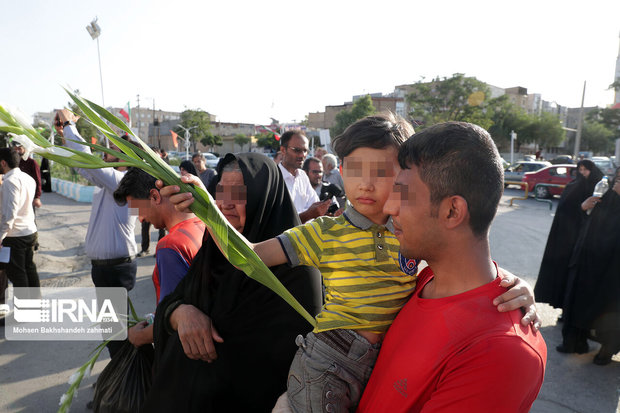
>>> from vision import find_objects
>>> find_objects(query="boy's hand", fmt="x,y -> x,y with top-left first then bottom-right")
493,271 -> 541,331
170,304 -> 224,362
156,174 -> 205,214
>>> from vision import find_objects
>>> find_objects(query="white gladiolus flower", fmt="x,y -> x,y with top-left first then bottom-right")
33,146 -> 75,158
0,103 -> 32,129
8,133 -> 39,159
59,393 -> 68,406
83,365 -> 91,378
67,370 -> 81,385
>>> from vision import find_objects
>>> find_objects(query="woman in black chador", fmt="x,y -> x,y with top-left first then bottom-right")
142,153 -> 322,412
558,167 -> 620,365
534,160 -> 603,309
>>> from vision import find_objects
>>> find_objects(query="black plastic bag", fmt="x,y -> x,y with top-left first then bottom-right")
94,340 -> 154,413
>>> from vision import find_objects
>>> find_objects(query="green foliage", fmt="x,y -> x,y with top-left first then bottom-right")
581,121 -> 615,153
255,132 -> 280,151
175,109 -> 213,149
587,108 -> 620,140
406,73 -> 494,130
519,112 -> 565,149
68,103 -> 100,143
487,96 -> 532,150
51,162 -> 91,186
234,133 -> 251,151
330,95 -> 376,137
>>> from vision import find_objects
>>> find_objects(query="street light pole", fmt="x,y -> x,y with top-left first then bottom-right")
573,81 -> 586,159
85,18 -> 104,107
510,130 -> 517,165
177,124 -> 197,160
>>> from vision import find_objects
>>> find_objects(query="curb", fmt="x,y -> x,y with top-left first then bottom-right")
51,178 -> 94,203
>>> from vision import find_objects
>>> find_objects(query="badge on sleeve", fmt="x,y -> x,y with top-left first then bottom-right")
398,252 -> 419,276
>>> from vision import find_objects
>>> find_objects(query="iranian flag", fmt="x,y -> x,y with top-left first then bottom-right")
119,102 -> 131,126
256,125 -> 281,141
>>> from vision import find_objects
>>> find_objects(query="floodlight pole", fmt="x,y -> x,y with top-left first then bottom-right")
177,124 -> 197,160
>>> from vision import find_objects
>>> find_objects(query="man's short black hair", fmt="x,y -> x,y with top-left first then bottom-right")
113,167 -> 158,205
192,152 -> 205,161
302,156 -> 321,173
280,130 -> 305,148
0,148 -> 21,169
398,121 -> 503,238
332,112 -> 414,159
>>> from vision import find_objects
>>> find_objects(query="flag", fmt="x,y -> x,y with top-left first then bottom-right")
119,101 -> 131,126
257,125 -> 281,141
91,137 -> 97,145
170,130 -> 178,148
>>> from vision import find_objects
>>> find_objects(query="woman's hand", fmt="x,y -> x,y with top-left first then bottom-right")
493,271 -> 541,331
128,320 -> 153,347
169,304 -> 224,362
156,174 -> 205,214
581,196 -> 600,211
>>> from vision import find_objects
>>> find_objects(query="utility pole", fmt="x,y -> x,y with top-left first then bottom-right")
573,81 -> 586,159
136,94 -> 141,138
177,124 -> 197,160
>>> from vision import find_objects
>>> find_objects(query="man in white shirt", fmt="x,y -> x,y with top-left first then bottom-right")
0,148 -> 39,298
277,130 -> 330,223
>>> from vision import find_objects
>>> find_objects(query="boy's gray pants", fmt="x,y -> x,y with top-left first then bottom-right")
287,329 -> 380,413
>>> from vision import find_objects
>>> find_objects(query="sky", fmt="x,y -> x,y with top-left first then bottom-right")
1,0 -> 619,125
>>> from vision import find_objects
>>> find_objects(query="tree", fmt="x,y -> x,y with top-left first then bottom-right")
175,110 -> 213,152
234,133 -> 251,151
587,107 -> 620,140
581,121 -> 615,154
487,96 -> 532,151
520,112 -> 565,149
406,73 -> 495,130
330,95 -> 376,137
255,132 -> 280,152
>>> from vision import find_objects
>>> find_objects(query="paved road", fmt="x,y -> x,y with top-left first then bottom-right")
0,189 -> 618,412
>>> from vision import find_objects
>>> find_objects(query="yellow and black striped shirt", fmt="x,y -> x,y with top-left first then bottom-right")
277,206 -> 418,334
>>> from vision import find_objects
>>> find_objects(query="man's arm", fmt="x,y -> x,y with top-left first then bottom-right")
61,125 -> 124,192
420,337 -> 545,412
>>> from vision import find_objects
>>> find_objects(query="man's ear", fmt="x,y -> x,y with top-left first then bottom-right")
150,188 -> 162,205
440,195 -> 469,230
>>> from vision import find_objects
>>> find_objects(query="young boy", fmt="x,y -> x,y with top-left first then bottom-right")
255,113 -> 417,412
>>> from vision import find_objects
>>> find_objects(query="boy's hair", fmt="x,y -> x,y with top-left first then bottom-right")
280,130 -> 305,148
332,112 -> 414,159
0,148 -> 20,169
113,167 -> 158,206
398,121 -> 503,238
302,157 -> 321,174
192,152 -> 205,161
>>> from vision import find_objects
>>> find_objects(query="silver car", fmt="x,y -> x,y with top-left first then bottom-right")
504,161 -> 551,187
592,156 -> 615,177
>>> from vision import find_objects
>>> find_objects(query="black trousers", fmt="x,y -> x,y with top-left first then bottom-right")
3,233 -> 40,298
91,259 -> 137,358
141,221 -> 166,252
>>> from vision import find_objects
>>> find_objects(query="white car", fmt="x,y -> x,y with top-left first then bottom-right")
592,156 -> 615,177
204,153 -> 220,169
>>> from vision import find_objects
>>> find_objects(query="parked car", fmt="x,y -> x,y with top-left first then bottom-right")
522,164 -> 577,198
204,152 -> 220,168
592,156 -> 615,177
549,155 -> 574,165
504,161 -> 551,187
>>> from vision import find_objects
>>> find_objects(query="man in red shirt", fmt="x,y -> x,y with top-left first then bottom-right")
358,122 -> 546,413
112,167 -> 205,346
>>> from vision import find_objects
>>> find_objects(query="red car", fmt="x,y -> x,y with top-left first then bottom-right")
522,164 -> 577,198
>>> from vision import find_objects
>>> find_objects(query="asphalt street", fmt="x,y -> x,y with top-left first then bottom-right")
0,189 -> 618,413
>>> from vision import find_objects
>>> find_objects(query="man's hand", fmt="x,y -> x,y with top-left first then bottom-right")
54,109 -> 79,136
156,174 -> 205,214
493,271 -> 541,331
170,304 -> 224,362
33,198 -> 42,208
299,199 -> 331,223
581,195 -> 600,211
128,320 -> 153,347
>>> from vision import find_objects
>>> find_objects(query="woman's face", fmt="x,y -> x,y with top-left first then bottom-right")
578,165 -> 590,179
180,167 -> 189,177
216,170 -> 247,232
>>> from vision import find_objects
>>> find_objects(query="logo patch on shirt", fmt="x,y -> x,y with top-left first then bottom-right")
398,252 -> 419,276
393,378 -> 408,397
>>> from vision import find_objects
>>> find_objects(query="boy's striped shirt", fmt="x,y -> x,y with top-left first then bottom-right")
277,206 -> 417,334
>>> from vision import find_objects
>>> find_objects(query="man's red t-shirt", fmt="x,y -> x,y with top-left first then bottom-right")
358,266 -> 547,413
153,217 -> 205,303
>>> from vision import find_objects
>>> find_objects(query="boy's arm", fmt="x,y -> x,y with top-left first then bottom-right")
204,226 -> 287,268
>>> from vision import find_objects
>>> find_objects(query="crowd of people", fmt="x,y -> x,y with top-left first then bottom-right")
2,110 -> 567,412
